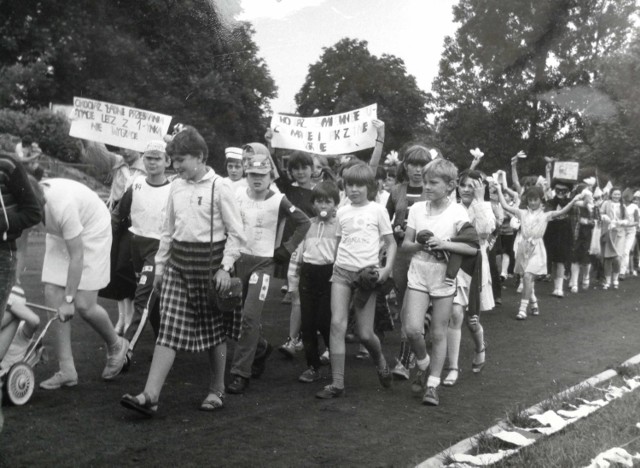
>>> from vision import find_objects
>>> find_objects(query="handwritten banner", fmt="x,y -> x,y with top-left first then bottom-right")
69,97 -> 171,152
270,104 -> 377,155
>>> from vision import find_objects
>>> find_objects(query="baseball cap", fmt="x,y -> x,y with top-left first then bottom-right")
245,153 -> 273,175
143,140 -> 167,155
225,147 -> 243,160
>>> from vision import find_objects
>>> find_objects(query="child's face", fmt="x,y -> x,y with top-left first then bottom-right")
527,196 -> 542,210
345,183 -> 368,206
314,197 -> 336,220
226,160 -> 244,181
554,184 -> 570,199
458,177 -> 477,206
312,158 -> 324,180
143,153 -> 169,177
610,189 -> 622,202
172,154 -> 203,181
383,175 -> 395,191
405,163 -> 424,185
423,175 -> 452,202
247,172 -> 272,194
290,164 -> 313,186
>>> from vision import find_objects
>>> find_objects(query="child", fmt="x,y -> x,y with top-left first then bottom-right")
315,163 -> 397,399
495,183 -> 582,319
0,285 -> 40,370
112,140 -> 172,367
600,187 -> 627,289
401,159 -> 477,406
223,147 -> 245,189
226,151 -> 310,394
275,151 -> 317,356
568,186 -> 597,292
288,181 -> 340,382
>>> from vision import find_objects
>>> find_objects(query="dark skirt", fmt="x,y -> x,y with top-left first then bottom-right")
156,240 -> 242,352
571,224 -> 594,264
544,218 -> 572,263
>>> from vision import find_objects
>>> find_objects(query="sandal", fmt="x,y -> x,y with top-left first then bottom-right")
442,368 -> 460,387
200,390 -> 225,411
121,392 -> 158,417
472,343 -> 486,374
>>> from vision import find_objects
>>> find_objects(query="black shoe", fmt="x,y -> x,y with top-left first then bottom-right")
227,375 -> 250,394
251,343 -> 273,378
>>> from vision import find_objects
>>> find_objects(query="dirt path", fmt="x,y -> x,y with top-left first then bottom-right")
2,234 -> 639,467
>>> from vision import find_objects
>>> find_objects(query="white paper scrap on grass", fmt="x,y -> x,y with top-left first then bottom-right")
557,404 -> 600,420
449,449 -> 518,465
583,447 -> 640,468
269,104 -> 377,155
624,376 -> 640,390
69,97 -> 172,152
492,430 -> 537,447
529,410 -> 569,433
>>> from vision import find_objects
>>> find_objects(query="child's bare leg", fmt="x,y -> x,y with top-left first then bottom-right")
328,282 -> 351,389
569,263 -> 580,290
355,293 -> 385,369
8,303 -> 40,335
137,344 -> 176,403
427,296 -> 455,388
517,273 -> 534,318
45,284 -> 76,377
402,289 -> 430,362
553,262 -> 565,294
207,342 -> 226,395
446,304 -> 464,372
467,314 -> 485,370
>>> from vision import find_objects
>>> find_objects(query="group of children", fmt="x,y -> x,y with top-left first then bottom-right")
3,122 -> 639,419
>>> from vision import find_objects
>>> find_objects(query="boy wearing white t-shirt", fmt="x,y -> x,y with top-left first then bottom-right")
112,140 -> 172,367
401,159 -> 478,406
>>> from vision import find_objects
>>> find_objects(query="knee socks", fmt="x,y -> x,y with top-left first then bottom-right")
330,353 -> 345,389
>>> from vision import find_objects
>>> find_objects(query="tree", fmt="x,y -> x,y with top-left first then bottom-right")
295,38 -> 432,155
0,0 -> 276,168
431,0 -> 638,176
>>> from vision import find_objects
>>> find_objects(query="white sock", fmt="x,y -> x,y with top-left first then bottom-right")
426,376 -> 440,388
416,355 -> 430,371
519,299 -> 529,313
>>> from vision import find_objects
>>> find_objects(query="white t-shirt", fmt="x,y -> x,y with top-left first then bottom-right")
407,200 -> 470,262
335,202 -> 392,271
129,176 -> 171,240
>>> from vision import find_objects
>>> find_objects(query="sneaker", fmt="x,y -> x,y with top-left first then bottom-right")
315,384 -> 345,399
570,286 -> 578,293
355,346 -> 370,360
40,371 -> 78,390
391,359 -> 410,380
319,349 -> 330,366
602,282 -> 610,290
551,289 -> 564,298
278,337 -> 297,359
298,367 -> 321,383
293,336 -> 304,352
102,337 -> 129,380
530,303 -> 539,316
377,365 -> 392,388
411,368 -> 428,394
423,386 -> 439,406
613,281 -> 619,290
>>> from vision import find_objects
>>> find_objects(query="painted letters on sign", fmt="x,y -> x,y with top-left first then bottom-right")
269,104 -> 377,155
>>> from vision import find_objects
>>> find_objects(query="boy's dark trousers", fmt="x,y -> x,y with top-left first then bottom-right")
124,235 -> 161,351
299,262 -> 333,370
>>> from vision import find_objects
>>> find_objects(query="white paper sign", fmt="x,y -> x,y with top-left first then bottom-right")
270,104 -> 378,155
553,161 -> 579,181
69,97 -> 172,152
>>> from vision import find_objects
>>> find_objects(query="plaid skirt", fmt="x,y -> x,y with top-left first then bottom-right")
156,240 -> 242,352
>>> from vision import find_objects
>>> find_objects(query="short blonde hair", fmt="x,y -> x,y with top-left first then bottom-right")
422,158 -> 458,184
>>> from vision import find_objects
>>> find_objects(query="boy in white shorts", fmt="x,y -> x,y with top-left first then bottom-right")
401,159 -> 478,406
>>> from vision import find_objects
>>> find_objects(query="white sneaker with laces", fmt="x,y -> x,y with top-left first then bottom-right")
278,337 -> 297,358
391,359 -> 410,380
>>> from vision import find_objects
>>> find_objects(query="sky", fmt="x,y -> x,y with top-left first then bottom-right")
220,0 -> 459,113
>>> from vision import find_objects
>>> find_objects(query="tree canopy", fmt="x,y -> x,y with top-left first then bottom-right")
295,38 -> 431,156
431,0 -> 639,179
0,0 -> 276,167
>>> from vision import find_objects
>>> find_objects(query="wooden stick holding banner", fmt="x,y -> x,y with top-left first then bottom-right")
269,104 -> 378,155
69,97 -> 172,152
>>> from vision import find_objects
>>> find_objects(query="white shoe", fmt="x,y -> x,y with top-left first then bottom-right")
278,337 -> 297,358
293,336 -> 304,352
570,286 -> 578,293
391,359 -> 410,380
552,289 -> 564,298
40,371 -> 78,390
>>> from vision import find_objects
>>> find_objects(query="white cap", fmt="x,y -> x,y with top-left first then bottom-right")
143,140 -> 167,154
225,147 -> 243,160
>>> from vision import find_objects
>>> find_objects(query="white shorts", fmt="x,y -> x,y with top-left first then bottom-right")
406,257 -> 456,298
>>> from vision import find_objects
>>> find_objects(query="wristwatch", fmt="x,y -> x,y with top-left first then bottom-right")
64,295 -> 74,304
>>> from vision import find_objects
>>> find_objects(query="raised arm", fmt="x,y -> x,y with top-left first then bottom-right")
368,119 -> 385,170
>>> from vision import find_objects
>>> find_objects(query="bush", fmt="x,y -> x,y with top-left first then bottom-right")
0,108 -> 81,162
